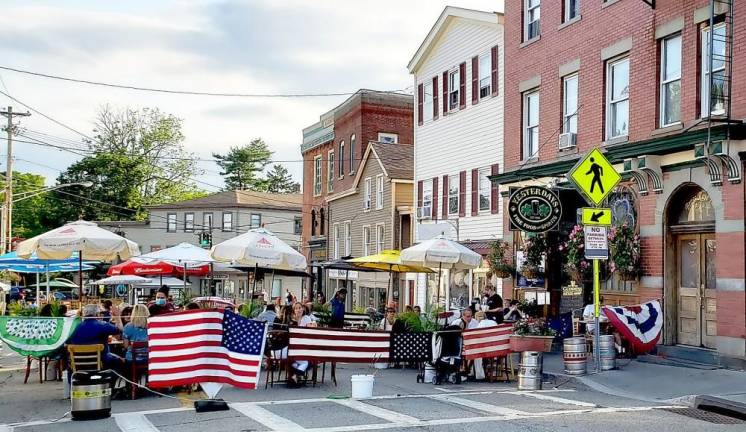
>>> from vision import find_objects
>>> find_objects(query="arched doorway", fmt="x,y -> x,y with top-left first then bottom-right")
665,184 -> 717,349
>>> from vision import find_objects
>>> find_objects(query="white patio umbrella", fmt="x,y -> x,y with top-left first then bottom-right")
91,275 -> 152,285
401,235 -> 482,311
134,242 -> 214,295
17,220 -> 140,299
210,228 -> 307,302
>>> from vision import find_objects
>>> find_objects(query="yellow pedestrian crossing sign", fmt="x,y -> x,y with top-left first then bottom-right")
582,207 -> 612,226
568,148 -> 621,206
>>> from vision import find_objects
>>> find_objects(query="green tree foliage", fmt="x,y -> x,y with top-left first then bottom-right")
261,164 -> 300,193
1,172 -> 53,239
213,138 -> 272,191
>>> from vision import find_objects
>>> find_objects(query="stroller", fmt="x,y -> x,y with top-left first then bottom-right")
431,325 -> 464,385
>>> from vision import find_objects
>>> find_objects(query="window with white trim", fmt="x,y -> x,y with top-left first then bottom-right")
479,53 -> 491,98
423,81 -> 434,122
422,179 -> 433,216
333,224 -> 340,259
364,177 -> 372,210
339,141 -> 345,178
313,155 -> 322,196
562,74 -> 578,134
349,134 -> 356,173
363,226 -> 372,256
448,69 -> 460,110
344,221 -> 351,256
523,90 -> 540,159
701,23 -> 726,117
327,150 -> 334,192
448,174 -> 459,215
294,216 -> 302,235
376,175 -> 384,210
660,34 -> 682,126
203,212 -> 213,230
564,0 -> 579,23
167,213 -> 177,232
606,57 -> 629,139
376,224 -> 384,254
222,212 -> 233,231
525,0 -> 541,41
478,167 -> 491,212
378,132 -> 398,144
250,213 -> 261,229
184,212 -> 194,232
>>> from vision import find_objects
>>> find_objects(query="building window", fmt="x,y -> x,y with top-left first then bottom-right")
203,212 -> 213,230
423,81 -> 434,122
222,212 -> 233,231
478,167 -> 491,212
364,177 -> 372,210
525,0 -> 541,41
349,134 -> 356,173
166,213 -> 177,232
333,224 -> 340,259
376,224 -> 384,253
319,208 -> 325,235
344,221 -> 351,256
378,132 -> 398,144
422,179 -> 433,217
311,209 -> 316,236
448,69 -> 460,110
523,90 -> 540,159
606,57 -> 629,139
562,74 -> 579,134
660,34 -> 682,126
363,226 -> 372,256
376,175 -> 384,210
339,141 -> 345,178
250,213 -> 261,229
294,216 -> 302,235
701,23 -> 726,117
313,155 -> 322,196
327,150 -> 334,192
479,53 -> 491,98
184,212 -> 194,232
564,0 -> 579,23
448,174 -> 459,215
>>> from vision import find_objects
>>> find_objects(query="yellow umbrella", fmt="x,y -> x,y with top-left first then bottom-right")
346,250 -> 433,307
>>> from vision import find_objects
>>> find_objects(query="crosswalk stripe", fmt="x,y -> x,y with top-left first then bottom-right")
114,413 -> 160,432
232,402 -> 307,431
508,391 -> 597,407
428,394 -> 527,416
331,399 -> 420,425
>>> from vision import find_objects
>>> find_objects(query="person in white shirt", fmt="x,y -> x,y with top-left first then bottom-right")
583,296 -> 607,334
379,307 -> 397,331
475,310 -> 498,328
452,308 -> 478,330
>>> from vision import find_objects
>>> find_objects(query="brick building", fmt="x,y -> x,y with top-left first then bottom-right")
300,90 -> 413,290
493,0 -> 745,361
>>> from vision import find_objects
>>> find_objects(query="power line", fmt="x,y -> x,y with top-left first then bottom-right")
0,65 -> 410,99
0,89 -> 93,140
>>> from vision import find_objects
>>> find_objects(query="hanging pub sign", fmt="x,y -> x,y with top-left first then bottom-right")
508,186 -> 562,233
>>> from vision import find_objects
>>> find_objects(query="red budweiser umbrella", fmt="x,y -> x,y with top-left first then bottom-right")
107,259 -> 176,276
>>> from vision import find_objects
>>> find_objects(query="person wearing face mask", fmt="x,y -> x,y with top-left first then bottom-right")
148,286 -> 175,316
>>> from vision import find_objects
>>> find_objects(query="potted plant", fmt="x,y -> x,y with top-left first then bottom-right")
562,225 -> 591,283
520,234 -> 546,279
510,317 -> 556,352
609,223 -> 641,281
488,240 -> 515,279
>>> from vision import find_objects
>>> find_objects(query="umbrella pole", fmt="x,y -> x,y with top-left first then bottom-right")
437,262 -> 442,313
35,271 -> 40,305
251,263 -> 258,307
78,252 -> 83,301
183,263 -> 188,299
270,270 -> 275,303
45,265 -> 50,302
345,269 -> 349,309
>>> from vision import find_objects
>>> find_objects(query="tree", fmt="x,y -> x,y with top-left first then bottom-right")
87,105 -> 202,205
261,164 -> 300,193
213,138 -> 272,191
1,172 -> 54,239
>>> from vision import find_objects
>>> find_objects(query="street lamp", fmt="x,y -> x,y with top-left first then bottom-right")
1,181 -> 94,253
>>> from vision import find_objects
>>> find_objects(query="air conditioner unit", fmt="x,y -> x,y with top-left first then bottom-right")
417,207 -> 432,220
558,132 -> 576,149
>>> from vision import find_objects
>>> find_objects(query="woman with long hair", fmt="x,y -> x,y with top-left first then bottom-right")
122,304 -> 150,363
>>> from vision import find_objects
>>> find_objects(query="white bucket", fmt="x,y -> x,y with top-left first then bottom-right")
423,364 -> 436,384
350,374 -> 375,399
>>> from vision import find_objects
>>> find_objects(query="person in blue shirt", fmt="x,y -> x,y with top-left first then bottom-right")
68,304 -> 124,369
122,304 -> 150,363
329,288 -> 347,328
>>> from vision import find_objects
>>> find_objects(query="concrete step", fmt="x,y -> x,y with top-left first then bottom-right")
654,345 -> 720,365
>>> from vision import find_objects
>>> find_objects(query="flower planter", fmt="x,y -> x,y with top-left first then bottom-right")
617,271 -> 637,282
510,335 -> 554,352
493,269 -> 512,279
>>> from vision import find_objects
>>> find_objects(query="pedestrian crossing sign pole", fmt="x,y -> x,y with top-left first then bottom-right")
567,148 -> 621,372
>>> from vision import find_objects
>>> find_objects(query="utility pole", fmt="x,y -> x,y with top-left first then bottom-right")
0,106 -> 31,254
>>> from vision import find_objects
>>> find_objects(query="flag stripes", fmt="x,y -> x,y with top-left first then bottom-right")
288,327 -> 390,363
462,324 -> 512,360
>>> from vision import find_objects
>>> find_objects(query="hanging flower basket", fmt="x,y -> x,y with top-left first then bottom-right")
520,265 -> 542,280
617,270 -> 638,281
488,240 -> 515,279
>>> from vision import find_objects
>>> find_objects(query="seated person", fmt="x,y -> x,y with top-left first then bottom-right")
256,304 -> 277,327
67,304 -> 124,369
122,304 -> 150,363
582,296 -> 608,334
503,300 -> 524,322
475,310 -> 498,328
100,300 -> 113,323
452,308 -> 478,330
120,305 -> 133,326
185,302 -> 201,310
148,286 -> 175,316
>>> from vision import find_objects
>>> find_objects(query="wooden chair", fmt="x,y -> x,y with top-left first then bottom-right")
128,341 -> 149,400
66,344 -> 104,372
265,330 -> 289,389
23,356 -> 45,384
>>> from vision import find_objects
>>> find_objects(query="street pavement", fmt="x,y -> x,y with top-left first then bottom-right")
1,344 -> 745,432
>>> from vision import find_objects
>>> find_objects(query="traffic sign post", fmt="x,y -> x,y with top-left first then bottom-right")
567,148 -> 621,373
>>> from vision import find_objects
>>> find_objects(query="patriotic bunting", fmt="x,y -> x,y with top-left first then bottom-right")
0,316 -> 80,357
603,300 -> 663,354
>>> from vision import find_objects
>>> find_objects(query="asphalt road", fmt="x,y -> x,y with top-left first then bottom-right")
1,348 -> 744,432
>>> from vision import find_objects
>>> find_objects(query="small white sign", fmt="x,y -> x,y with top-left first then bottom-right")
584,226 -> 609,260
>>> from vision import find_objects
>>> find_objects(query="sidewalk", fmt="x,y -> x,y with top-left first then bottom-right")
543,352 -> 746,409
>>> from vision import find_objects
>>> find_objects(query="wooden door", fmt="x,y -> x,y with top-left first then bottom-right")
676,233 -> 718,348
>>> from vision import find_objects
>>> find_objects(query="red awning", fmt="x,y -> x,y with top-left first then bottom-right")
107,259 -> 210,277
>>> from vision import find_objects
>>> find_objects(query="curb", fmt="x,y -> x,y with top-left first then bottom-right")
694,395 -> 746,420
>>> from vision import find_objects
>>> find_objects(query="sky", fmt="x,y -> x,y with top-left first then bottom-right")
0,0 -> 501,190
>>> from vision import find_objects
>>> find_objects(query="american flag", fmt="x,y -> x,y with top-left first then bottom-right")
288,327 -> 390,363
390,332 -> 432,362
147,309 -> 267,389
461,324 -> 513,360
